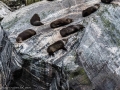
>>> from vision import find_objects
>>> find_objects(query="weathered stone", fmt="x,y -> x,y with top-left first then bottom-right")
0,1 -> 11,19
1,0 -> 120,90
0,25 -> 22,88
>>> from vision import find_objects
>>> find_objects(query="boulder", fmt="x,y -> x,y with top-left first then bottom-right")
0,26 -> 22,87
1,0 -> 120,90
0,1 -> 11,21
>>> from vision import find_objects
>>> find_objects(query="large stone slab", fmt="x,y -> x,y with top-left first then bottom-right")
1,0 -> 120,90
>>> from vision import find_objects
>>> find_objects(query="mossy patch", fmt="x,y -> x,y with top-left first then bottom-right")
79,74 -> 91,85
69,67 -> 91,85
97,6 -> 111,17
98,9 -> 120,46
70,68 -> 85,78
97,6 -> 116,31
99,9 -> 117,32
26,0 -> 40,5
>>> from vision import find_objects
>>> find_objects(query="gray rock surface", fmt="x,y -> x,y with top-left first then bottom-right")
1,0 -> 120,90
0,26 -> 69,90
0,26 -> 22,88
0,1 -> 11,20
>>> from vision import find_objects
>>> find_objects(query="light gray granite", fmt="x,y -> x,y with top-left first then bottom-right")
1,0 -> 120,90
0,1 -> 11,19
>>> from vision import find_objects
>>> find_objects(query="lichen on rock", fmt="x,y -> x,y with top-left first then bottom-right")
1,0 -> 120,90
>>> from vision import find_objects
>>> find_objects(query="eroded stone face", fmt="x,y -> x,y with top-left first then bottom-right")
1,0 -> 120,90
0,26 -> 23,87
0,1 -> 11,19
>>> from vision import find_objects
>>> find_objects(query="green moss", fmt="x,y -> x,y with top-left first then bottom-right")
69,67 -> 91,85
97,6 -> 116,31
101,17 -> 120,45
98,7 -> 120,45
70,68 -> 85,78
101,16 -> 111,28
80,74 -> 91,85
98,10 -> 115,31
78,68 -> 85,75
26,0 -> 40,5
116,39 -> 120,46
97,7 -> 111,16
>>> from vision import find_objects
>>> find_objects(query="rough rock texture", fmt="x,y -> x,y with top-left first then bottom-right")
79,3 -> 120,89
8,60 -> 69,90
2,0 -> 88,70
0,26 -> 22,88
0,1 -> 11,20
1,0 -> 120,90
0,27 -> 69,90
